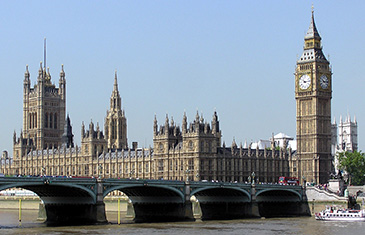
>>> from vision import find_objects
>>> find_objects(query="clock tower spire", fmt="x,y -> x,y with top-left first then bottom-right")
295,9 -> 333,184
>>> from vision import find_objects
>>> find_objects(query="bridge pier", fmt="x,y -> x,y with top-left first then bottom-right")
250,185 -> 260,218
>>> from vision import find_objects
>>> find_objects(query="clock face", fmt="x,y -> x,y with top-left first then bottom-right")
299,74 -> 311,90
320,75 -> 329,89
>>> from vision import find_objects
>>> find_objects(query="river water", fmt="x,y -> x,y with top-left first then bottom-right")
0,209 -> 364,235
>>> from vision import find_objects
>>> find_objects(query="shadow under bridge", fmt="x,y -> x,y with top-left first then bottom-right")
191,186 -> 251,220
103,181 -> 192,222
0,177 -> 103,225
256,188 -> 304,217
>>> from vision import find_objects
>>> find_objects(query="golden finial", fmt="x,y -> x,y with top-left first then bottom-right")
311,3 -> 314,14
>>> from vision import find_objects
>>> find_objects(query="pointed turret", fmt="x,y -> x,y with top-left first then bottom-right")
153,114 -> 158,135
305,9 -> 321,40
298,8 -> 328,63
24,65 -> 30,93
105,71 -> 128,150
110,71 -> 121,111
61,114 -> 74,148
182,111 -> 187,133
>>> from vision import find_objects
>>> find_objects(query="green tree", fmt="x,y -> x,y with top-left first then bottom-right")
337,151 -> 365,186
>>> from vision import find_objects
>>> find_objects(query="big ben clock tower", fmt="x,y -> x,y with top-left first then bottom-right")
295,10 -> 332,184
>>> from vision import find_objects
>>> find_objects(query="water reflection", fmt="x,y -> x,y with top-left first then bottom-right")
1,209 -> 365,235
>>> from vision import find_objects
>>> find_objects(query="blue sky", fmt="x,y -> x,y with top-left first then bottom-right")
1,0 -> 364,155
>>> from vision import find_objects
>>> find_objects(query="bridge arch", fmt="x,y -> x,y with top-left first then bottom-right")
255,187 -> 304,218
256,188 -> 302,202
0,182 -> 97,203
190,186 -> 251,220
191,186 -> 251,200
103,184 -> 185,202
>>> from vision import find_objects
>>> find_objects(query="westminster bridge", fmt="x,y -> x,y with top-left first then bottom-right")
0,177 -> 310,224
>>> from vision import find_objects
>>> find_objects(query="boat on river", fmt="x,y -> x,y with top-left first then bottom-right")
315,205 -> 365,221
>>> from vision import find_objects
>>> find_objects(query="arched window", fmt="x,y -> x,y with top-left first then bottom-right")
28,114 -> 31,129
54,113 -> 57,129
49,113 -> 53,129
35,113 -> 37,128
45,113 -> 48,128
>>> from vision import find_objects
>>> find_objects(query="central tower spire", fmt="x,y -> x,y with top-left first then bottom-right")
104,71 -> 127,150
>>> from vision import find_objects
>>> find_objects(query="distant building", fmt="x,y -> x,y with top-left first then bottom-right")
331,115 -> 358,173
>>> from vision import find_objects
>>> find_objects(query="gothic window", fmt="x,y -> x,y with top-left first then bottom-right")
145,163 -> 149,173
138,163 -> 142,173
188,159 -> 194,170
200,141 -> 204,152
158,160 -> 163,172
45,113 -> 48,128
50,113 -> 53,129
54,113 -> 57,129
188,141 -> 194,150
35,113 -> 37,128
29,114 -> 31,129
111,120 -> 115,139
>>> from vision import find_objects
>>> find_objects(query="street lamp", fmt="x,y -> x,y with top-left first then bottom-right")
302,175 -> 306,188
98,164 -> 102,179
248,176 -> 251,184
185,168 -> 190,182
129,169 -> 135,179
251,172 -> 255,186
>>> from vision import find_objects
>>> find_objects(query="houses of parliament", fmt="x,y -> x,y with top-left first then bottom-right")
1,11 -> 335,184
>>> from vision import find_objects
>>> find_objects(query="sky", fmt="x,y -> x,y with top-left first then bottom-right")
1,0 -> 364,156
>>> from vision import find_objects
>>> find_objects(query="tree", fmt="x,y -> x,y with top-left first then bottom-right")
337,151 -> 365,186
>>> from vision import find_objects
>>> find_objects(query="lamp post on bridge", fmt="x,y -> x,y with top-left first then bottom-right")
185,168 -> 190,183
302,175 -> 306,189
129,169 -> 135,179
251,172 -> 255,186
195,170 -> 200,182
98,164 -> 102,179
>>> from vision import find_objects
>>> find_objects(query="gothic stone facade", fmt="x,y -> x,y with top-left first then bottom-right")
3,64 -> 292,182
294,11 -> 333,184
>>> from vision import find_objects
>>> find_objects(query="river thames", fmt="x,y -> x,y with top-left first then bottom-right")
0,209 -> 364,235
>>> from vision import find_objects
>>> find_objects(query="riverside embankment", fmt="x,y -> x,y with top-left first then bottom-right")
0,196 -> 129,212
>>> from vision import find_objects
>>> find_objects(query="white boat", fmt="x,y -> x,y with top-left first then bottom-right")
315,205 -> 365,221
